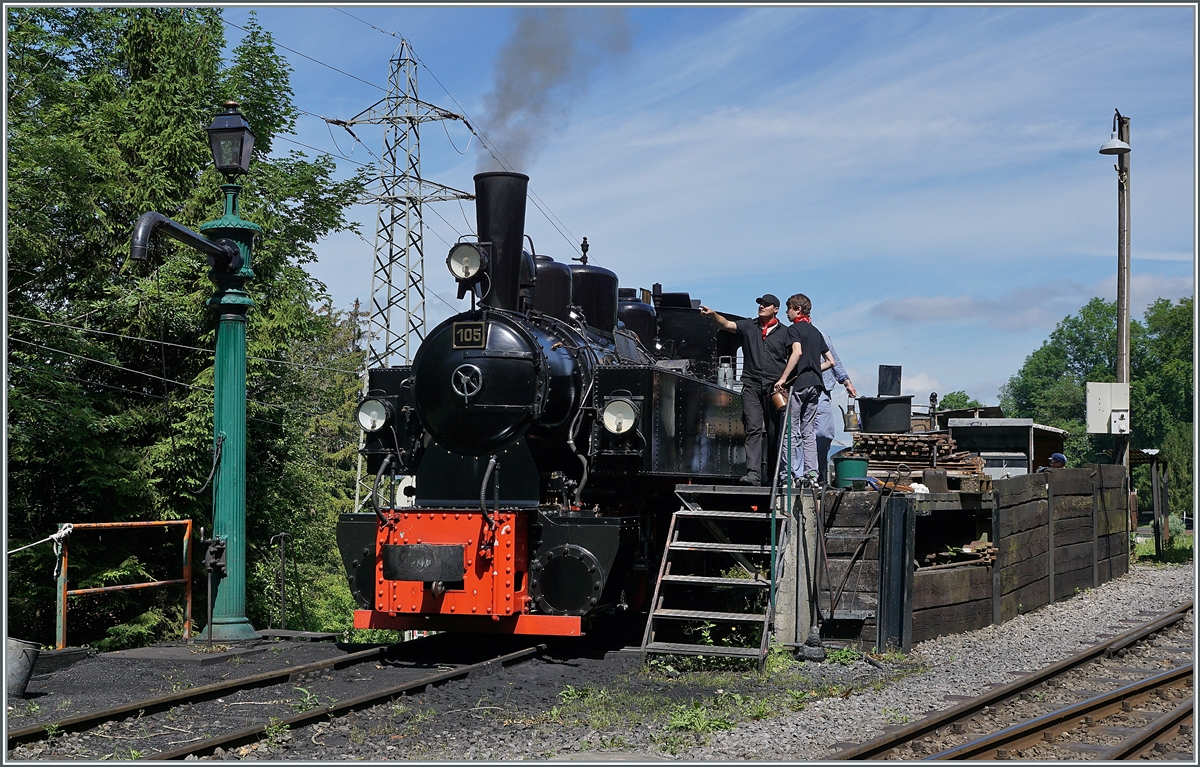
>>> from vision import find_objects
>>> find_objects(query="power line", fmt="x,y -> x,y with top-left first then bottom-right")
322,10 -> 587,261
275,134 -> 374,169
9,363 -> 287,429
222,18 -> 389,95
8,336 -> 329,416
9,314 -> 362,375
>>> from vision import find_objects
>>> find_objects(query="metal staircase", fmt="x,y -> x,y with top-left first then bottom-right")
641,485 -> 790,671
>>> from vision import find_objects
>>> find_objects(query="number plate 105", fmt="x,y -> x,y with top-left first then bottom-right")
451,322 -> 486,349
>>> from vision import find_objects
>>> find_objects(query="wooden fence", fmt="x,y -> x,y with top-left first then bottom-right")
992,466 -> 1129,624
828,465 -> 1131,649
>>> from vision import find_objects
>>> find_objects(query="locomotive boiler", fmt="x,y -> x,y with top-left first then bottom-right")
337,171 -> 748,637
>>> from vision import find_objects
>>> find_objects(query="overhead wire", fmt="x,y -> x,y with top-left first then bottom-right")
7,336 -> 333,417
9,315 -> 362,375
323,9 -> 589,261
222,18 -> 388,94
7,362 -> 287,429
274,134 -> 374,169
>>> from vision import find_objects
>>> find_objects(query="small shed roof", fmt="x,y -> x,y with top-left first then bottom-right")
946,417 -> 1069,436
1130,447 -> 1167,467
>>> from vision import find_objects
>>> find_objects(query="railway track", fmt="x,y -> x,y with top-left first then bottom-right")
833,600 -> 1194,760
6,638 -> 545,761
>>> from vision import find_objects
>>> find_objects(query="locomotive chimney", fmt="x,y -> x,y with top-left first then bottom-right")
475,171 -> 529,311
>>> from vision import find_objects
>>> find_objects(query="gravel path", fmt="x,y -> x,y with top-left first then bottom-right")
685,561 -> 1194,761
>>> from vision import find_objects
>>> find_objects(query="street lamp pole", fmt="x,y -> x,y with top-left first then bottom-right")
1100,109 -> 1131,469
200,102 -> 262,641
129,101 -> 261,642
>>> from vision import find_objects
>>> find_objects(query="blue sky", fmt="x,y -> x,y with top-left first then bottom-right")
222,5 -> 1195,418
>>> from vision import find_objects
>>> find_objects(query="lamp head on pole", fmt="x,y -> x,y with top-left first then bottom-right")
1099,108 -> 1130,155
206,101 -> 256,178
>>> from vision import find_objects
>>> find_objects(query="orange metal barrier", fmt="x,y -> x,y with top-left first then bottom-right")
55,520 -> 192,650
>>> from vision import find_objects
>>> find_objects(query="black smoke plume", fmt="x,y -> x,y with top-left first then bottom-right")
476,8 -> 632,172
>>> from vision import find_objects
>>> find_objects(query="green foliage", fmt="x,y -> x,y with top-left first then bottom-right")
1133,533 -> 1192,565
1167,514 -> 1185,539
263,717 -> 290,748
938,390 -> 984,410
1000,297 -> 1193,470
291,687 -> 322,712
666,702 -> 735,733
786,689 -> 809,710
1159,423 -> 1192,521
5,7 -> 368,648
763,641 -> 797,674
93,606 -> 183,652
825,647 -> 861,665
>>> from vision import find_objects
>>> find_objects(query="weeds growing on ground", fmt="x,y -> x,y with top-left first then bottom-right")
264,717 -> 289,748
291,687 -> 322,712
666,702 -> 735,733
1134,534 -> 1193,565
826,647 -> 861,665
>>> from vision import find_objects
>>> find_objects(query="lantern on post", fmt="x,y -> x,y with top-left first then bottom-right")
198,101 -> 262,641
206,101 -> 257,178
128,101 -> 263,641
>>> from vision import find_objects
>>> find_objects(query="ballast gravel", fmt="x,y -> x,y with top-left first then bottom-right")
7,561 -> 1192,762
684,562 -> 1194,762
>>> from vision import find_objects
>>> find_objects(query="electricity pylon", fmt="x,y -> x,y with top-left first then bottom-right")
349,39 -> 472,510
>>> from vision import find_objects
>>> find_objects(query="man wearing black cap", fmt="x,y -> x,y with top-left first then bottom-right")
700,294 -> 792,485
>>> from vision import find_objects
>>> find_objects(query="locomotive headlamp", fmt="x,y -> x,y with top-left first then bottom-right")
356,397 -> 393,433
601,398 -> 639,435
447,243 -> 489,282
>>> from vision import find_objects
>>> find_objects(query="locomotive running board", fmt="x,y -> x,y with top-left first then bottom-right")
353,610 -> 581,636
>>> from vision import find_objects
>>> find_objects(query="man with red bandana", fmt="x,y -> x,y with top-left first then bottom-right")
700,294 -> 792,485
775,293 -> 836,485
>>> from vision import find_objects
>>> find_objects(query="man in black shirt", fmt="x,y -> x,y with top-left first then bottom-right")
700,294 -> 793,485
774,293 -> 835,484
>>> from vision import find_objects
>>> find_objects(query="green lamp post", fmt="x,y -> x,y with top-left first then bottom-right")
129,101 -> 262,641
200,102 -> 262,641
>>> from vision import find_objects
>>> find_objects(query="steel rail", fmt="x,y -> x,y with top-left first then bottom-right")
147,643 -> 547,759
6,644 -> 398,748
928,663 -> 1193,760
1098,698 -> 1194,760
831,599 -> 1193,759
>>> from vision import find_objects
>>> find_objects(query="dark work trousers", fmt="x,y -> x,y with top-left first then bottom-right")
741,379 -> 780,478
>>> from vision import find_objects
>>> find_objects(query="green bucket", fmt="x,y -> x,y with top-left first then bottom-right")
833,454 -> 869,488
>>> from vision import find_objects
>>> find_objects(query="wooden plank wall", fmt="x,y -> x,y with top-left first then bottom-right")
905,465 -> 1130,644
1048,469 -> 1095,600
993,472 -> 1051,623
1095,463 -> 1130,583
911,565 -> 992,644
818,489 -> 882,644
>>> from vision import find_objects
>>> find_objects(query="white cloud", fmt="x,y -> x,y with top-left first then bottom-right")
901,372 -> 944,402
870,282 -> 1096,332
1091,273 -> 1194,317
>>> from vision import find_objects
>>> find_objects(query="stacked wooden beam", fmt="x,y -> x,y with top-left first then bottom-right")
845,432 -> 984,474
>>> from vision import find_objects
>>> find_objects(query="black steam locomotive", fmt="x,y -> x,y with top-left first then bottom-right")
336,172 -> 748,636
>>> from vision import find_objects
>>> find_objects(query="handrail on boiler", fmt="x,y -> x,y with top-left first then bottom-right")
55,520 -> 192,650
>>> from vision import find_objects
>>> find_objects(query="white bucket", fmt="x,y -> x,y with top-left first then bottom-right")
6,637 -> 41,698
